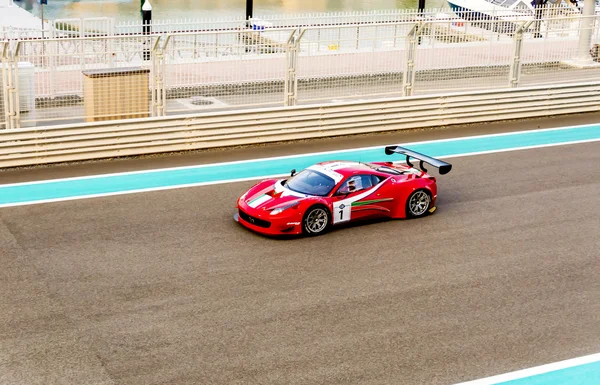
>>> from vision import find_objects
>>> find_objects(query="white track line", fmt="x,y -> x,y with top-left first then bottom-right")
0,123 -> 598,188
453,352 -> 600,384
0,137 -> 599,209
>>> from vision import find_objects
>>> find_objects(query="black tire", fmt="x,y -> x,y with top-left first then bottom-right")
405,189 -> 432,218
302,205 -> 331,236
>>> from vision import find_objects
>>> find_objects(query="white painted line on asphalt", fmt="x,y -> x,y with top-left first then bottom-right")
1,137 -> 599,209
0,123 -> 598,188
453,352 -> 600,385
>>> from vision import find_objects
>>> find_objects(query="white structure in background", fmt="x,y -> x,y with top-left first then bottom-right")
563,0 -> 600,66
0,0 -> 38,128
0,0 -> 47,35
447,0 -> 588,20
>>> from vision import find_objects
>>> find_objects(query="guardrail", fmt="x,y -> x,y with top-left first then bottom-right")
2,13 -> 599,129
0,81 -> 599,169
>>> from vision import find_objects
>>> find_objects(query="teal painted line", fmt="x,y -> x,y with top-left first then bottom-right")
1,124 -> 599,207
454,353 -> 600,385
491,361 -> 600,385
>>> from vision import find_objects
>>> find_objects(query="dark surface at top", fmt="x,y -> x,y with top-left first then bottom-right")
82,67 -> 150,78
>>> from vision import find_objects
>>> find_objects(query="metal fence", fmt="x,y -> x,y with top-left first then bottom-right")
2,9 -> 600,129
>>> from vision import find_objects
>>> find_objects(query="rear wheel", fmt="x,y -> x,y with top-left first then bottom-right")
302,206 -> 330,236
406,189 -> 431,218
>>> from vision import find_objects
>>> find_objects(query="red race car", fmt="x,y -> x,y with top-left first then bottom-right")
234,146 -> 452,236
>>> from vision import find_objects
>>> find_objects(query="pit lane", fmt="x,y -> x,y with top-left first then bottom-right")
1,124 -> 599,385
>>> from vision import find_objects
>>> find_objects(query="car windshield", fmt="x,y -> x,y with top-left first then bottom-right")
284,169 -> 336,196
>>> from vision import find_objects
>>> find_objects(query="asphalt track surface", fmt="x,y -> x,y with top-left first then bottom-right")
1,115 -> 600,385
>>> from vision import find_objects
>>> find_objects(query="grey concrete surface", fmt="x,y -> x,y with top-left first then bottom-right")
1,136 -> 599,384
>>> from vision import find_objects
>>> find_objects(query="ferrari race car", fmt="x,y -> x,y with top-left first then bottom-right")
234,145 -> 452,236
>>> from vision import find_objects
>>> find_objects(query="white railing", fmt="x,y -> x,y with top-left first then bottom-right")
1,82 -> 599,169
2,12 -> 600,129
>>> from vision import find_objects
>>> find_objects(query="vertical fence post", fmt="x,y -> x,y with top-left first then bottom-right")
403,22 -> 423,97
108,17 -> 115,67
1,43 -> 8,129
151,36 -> 167,117
79,19 -> 85,71
284,29 -> 304,107
48,24 -> 56,99
2,43 -> 21,129
574,0 -> 596,63
509,21 -> 532,88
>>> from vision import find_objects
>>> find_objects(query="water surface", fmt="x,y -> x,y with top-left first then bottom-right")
15,0 -> 449,21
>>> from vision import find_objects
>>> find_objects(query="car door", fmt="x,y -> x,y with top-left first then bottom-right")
331,174 -> 392,224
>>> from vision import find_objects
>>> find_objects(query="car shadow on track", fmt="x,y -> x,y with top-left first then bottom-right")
233,214 -> 433,241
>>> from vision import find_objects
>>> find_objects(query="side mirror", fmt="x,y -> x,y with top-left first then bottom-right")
290,169 -> 296,177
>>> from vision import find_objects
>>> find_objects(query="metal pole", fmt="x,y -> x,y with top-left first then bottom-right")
41,2 -> 45,40
143,0 -> 152,61
418,0 -> 425,45
403,23 -> 421,96
575,0 -> 595,63
533,0 -> 543,38
246,0 -> 253,27
41,0 -> 47,66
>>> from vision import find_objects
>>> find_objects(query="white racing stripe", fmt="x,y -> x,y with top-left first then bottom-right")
247,194 -> 272,208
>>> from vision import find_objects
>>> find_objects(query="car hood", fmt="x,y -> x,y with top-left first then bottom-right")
244,180 -> 308,210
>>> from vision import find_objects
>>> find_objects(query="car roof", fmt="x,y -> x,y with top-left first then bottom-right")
310,161 -> 374,180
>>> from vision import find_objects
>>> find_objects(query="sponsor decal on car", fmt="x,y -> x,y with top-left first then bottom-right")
332,180 -> 389,224
351,198 -> 394,207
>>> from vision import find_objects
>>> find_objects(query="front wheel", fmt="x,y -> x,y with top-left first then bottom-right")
302,206 -> 330,236
406,189 -> 431,218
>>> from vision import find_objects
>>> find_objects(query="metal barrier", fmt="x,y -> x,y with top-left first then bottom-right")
2,12 -> 599,129
1,81 -> 598,168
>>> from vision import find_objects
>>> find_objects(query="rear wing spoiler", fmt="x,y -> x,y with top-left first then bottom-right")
384,146 -> 452,175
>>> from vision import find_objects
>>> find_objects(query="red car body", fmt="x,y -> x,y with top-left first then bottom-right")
234,146 -> 452,236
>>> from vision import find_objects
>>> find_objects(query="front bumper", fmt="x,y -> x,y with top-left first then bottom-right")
234,206 -> 303,236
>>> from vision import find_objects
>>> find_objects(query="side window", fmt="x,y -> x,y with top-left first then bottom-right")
336,175 -> 373,195
371,174 -> 383,185
359,175 -> 374,190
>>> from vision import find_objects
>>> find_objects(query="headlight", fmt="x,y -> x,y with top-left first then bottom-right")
270,202 -> 299,215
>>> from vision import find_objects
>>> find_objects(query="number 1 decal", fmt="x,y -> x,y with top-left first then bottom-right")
333,202 -> 351,224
